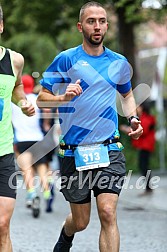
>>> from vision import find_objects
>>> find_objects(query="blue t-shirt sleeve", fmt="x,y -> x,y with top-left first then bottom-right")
106,49 -> 132,94
116,57 -> 132,94
40,52 -> 71,94
117,81 -> 131,94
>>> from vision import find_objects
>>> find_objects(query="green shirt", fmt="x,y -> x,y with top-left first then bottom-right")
0,47 -> 16,156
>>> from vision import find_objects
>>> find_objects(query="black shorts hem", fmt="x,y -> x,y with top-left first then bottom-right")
68,193 -> 91,204
93,188 -> 120,198
0,192 -> 17,199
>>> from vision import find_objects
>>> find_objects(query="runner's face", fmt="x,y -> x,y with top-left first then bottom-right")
78,6 -> 108,46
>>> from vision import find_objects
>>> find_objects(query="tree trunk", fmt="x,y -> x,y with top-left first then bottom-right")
116,7 -> 137,87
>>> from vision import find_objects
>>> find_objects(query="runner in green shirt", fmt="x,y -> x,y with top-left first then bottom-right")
0,5 -> 35,252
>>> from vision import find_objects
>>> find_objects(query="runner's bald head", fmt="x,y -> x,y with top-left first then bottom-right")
79,1 -> 105,22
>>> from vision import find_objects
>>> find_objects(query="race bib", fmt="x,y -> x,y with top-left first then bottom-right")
74,144 -> 110,171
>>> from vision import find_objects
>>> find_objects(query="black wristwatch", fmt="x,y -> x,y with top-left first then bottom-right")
128,115 -> 140,125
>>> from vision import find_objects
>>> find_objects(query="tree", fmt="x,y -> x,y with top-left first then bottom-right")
1,0 -> 166,80
5,32 -> 58,75
111,0 -> 167,86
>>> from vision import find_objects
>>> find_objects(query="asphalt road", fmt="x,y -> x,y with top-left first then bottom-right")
11,174 -> 167,252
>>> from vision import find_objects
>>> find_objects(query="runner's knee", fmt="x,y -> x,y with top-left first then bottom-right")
0,216 -> 10,235
99,205 -> 117,226
74,218 -> 90,232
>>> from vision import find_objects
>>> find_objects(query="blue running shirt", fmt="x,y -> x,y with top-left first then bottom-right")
40,45 -> 132,155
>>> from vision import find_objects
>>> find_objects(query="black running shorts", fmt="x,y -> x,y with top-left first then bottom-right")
60,150 -> 126,203
0,153 -> 17,198
16,141 -> 47,165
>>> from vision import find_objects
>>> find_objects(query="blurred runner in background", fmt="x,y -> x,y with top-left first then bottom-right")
12,74 -> 55,217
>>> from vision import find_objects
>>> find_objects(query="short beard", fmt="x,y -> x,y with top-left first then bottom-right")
82,29 -> 105,46
88,35 -> 104,46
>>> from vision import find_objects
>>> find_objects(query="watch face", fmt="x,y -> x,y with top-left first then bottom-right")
128,116 -> 139,125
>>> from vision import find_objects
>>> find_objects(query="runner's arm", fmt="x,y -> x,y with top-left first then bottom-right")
11,51 -> 35,116
37,80 -> 82,108
120,89 -> 143,139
